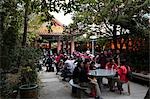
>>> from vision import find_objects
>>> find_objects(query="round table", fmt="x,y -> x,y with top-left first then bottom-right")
88,69 -> 116,77
88,69 -> 116,91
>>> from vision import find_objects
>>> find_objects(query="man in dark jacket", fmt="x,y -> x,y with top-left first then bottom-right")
46,56 -> 52,72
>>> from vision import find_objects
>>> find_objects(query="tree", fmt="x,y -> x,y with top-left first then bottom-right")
27,14 -> 44,46
0,0 -> 24,69
1,0 -> 80,97
0,0 -> 24,97
20,0 -> 41,46
69,0 -> 149,52
21,0 -> 79,46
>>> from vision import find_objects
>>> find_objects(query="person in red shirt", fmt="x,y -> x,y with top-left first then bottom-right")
55,54 -> 64,75
116,59 -> 131,91
117,65 -> 128,83
105,58 -> 118,91
105,59 -> 118,70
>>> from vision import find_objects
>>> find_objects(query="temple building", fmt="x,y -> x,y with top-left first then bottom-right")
38,18 -> 75,54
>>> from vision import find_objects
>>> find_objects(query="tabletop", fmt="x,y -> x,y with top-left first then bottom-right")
88,69 -> 116,77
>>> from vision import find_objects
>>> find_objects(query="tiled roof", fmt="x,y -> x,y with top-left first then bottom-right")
38,18 -> 67,36
38,26 -> 68,36
51,18 -> 63,26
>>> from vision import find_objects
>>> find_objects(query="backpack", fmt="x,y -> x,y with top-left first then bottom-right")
125,66 -> 132,80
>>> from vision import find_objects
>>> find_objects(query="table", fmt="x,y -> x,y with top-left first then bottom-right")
88,69 -> 116,91
88,69 -> 116,77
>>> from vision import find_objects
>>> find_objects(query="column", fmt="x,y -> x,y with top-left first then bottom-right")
49,40 -> 53,55
57,37 -> 61,54
61,40 -> 64,53
91,40 -> 94,55
71,37 -> 75,55
65,41 -> 68,54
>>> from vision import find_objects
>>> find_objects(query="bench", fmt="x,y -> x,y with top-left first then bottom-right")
132,72 -> 150,81
131,72 -> 150,86
69,79 -> 88,98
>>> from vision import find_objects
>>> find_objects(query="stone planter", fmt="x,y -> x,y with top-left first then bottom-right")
19,84 -> 38,99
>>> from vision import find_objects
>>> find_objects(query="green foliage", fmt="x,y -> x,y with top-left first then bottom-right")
1,0 -> 23,70
21,66 -> 38,84
15,47 -> 42,84
1,0 -> 149,97
97,37 -> 108,49
18,47 -> 42,66
27,14 -> 44,45
0,0 -> 79,97
77,0 -> 148,29
127,50 -> 149,72
67,0 -> 149,52
75,34 -> 90,42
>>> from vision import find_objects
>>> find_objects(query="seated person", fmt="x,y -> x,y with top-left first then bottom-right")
112,59 -> 131,92
56,59 -> 64,75
61,63 -> 71,81
73,60 -> 87,84
105,59 -> 118,70
73,60 -> 102,99
105,58 -> 118,91
61,57 -> 75,81
89,61 -> 96,70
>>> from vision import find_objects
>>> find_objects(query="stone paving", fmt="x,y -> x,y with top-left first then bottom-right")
38,67 -> 148,99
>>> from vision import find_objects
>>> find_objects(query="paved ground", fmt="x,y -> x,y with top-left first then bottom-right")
38,67 -> 148,99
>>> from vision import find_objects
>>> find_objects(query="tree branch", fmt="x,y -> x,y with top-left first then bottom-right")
103,26 -> 112,35
103,20 -> 113,33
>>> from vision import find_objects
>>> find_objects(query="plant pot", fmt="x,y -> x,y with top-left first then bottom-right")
19,84 -> 38,99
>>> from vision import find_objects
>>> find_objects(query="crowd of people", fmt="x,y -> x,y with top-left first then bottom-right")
38,49 -> 131,99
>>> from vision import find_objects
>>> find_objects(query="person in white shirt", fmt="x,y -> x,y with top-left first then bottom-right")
64,56 -> 76,73
62,56 -> 76,81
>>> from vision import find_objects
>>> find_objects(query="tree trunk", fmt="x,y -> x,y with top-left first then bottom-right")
119,28 -> 123,53
0,12 -> 3,69
112,25 -> 117,53
22,2 -> 29,46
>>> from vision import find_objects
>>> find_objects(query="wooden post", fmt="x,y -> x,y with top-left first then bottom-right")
57,37 -> 61,54
71,37 -> 75,54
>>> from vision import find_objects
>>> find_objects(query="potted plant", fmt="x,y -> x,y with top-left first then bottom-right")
18,47 -> 42,98
19,66 -> 38,98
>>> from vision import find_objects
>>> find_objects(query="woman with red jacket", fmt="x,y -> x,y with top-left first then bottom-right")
116,59 -> 131,91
